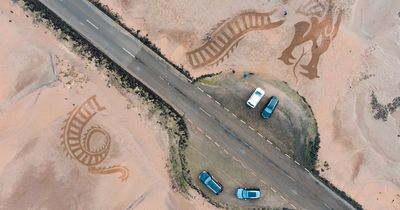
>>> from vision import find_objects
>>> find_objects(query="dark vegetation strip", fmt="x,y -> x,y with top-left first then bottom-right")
18,0 -> 226,208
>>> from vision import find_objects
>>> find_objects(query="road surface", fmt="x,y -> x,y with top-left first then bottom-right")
38,0 -> 356,209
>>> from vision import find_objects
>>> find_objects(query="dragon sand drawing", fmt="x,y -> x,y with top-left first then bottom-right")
187,10 -> 285,68
279,0 -> 344,79
61,95 -> 129,181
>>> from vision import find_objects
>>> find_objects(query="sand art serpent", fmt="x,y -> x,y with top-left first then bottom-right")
187,10 -> 285,68
61,95 -> 129,181
279,0 -> 343,79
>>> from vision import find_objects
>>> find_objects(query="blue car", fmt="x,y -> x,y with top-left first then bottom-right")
261,96 -> 279,119
236,188 -> 261,200
199,171 -> 223,195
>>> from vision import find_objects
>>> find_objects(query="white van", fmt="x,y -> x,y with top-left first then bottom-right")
246,88 -> 265,108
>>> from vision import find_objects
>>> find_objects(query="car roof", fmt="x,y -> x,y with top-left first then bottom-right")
206,178 -> 222,193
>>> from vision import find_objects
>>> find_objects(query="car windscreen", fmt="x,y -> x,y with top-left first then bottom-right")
255,91 -> 262,96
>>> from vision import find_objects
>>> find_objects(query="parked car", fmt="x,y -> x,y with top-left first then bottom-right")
261,96 -> 279,119
236,188 -> 261,200
198,171 -> 223,195
246,88 -> 265,108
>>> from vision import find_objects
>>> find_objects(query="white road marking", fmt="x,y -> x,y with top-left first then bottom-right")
251,171 -> 257,176
196,127 -> 203,133
248,126 -> 255,131
206,94 -> 212,98
122,47 -> 135,58
294,160 -> 300,165
159,76 -> 165,81
85,19 -> 99,30
232,113 -> 237,118
214,100 -> 221,105
271,187 -> 277,193
266,139 -> 273,144
257,132 -> 264,138
323,202 -> 330,209
305,168 -> 311,173
223,149 -> 229,154
205,134 -> 212,140
214,142 -> 220,147
187,119 -> 193,124
197,87 -> 204,92
224,107 -> 230,112
260,180 -> 266,184
285,154 -> 291,159
290,203 -> 297,209
199,107 -> 211,117
286,174 -> 295,181
280,195 -> 287,201
240,120 -> 246,124
276,147 -> 281,152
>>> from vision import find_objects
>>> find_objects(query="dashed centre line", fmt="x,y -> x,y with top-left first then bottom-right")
214,100 -> 221,105
224,107 -> 230,112
294,160 -> 300,165
122,47 -> 135,58
205,134 -> 212,140
199,107 -> 211,117
266,139 -> 273,144
280,195 -> 287,201
85,19 -> 99,29
206,94 -> 212,98
248,126 -> 255,131
290,204 -> 297,209
285,154 -> 291,159
240,120 -> 246,124
257,132 -> 264,138
196,127 -> 203,133
232,113 -> 237,118
214,142 -> 220,147
197,87 -> 204,92
271,187 -> 277,193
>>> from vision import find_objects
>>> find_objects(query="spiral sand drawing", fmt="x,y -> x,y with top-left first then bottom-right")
61,95 -> 129,181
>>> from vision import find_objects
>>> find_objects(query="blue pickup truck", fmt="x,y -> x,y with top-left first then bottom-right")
199,171 -> 223,195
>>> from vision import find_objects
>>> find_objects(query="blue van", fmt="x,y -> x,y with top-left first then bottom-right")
261,96 -> 279,119
199,171 -> 223,195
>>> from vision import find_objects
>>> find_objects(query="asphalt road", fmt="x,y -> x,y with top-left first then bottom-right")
38,0 -> 356,209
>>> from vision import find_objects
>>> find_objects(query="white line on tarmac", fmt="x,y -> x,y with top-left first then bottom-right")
224,107 -> 230,112
276,147 -> 281,152
251,171 -> 257,176
294,160 -> 300,165
290,204 -> 297,209
260,180 -> 266,184
196,127 -> 203,133
214,142 -> 220,147
305,168 -> 311,173
187,119 -> 193,124
223,149 -> 229,154
240,120 -> 246,124
85,19 -> 99,29
271,187 -> 277,193
232,113 -> 237,118
286,174 -> 295,181
122,47 -> 135,58
214,100 -> 221,105
285,154 -> 291,159
159,76 -> 165,81
205,134 -> 212,140
206,94 -> 212,98
266,139 -> 273,144
248,126 -> 255,131
197,87 -> 204,92
199,107 -> 211,117
257,132 -> 264,138
280,195 -> 287,201
323,202 -> 330,209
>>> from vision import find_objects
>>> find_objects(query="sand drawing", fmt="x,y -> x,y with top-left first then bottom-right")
279,0 -> 343,79
187,10 -> 285,68
61,95 -> 129,181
